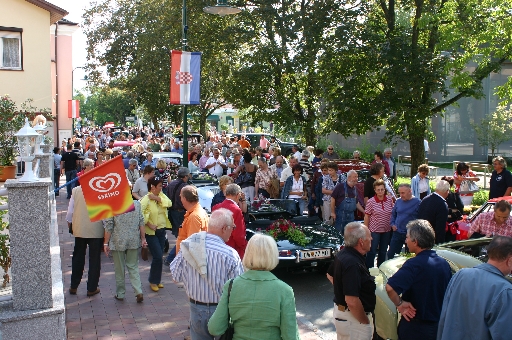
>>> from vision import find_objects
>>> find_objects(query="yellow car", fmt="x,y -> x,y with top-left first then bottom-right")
374,237 -> 499,340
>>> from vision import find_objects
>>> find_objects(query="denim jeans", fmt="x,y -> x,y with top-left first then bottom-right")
365,231 -> 392,269
71,237 -> 103,292
146,228 -> 166,284
65,170 -> 77,198
54,168 -> 60,195
387,231 -> 407,260
292,198 -> 307,216
189,302 -> 217,340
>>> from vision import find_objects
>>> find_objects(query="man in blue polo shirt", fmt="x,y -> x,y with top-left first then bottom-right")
385,219 -> 451,340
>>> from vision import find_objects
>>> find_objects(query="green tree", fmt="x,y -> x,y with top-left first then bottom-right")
319,0 -> 512,175
223,0 -> 347,145
75,84 -> 135,127
82,0 -> 239,136
472,105 -> 512,156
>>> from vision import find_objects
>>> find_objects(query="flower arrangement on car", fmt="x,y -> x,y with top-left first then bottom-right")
252,194 -> 270,210
266,219 -> 308,246
193,173 -> 216,181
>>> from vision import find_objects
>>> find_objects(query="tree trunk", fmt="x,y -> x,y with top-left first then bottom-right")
199,114 -> 207,140
409,134 -> 425,178
151,117 -> 159,130
302,120 -> 316,147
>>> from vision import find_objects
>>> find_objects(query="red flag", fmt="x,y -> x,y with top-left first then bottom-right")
68,100 -> 80,118
79,155 -> 134,222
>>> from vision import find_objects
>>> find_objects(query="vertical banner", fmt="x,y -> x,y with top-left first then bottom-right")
79,155 -> 134,222
68,99 -> 80,118
170,50 -> 201,105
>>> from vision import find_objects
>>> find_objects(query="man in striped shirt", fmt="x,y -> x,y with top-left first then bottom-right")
170,208 -> 244,340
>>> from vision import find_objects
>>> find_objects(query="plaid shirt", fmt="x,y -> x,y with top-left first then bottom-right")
469,211 -> 512,237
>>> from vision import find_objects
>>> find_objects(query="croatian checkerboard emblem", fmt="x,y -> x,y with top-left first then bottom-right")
175,71 -> 193,85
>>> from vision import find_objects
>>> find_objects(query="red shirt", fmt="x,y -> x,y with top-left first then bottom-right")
469,211 -> 512,237
212,199 -> 247,259
365,195 -> 393,233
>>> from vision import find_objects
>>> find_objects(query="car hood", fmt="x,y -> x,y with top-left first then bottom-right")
276,223 -> 343,250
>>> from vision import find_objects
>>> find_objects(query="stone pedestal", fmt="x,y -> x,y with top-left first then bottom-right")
6,179 -> 53,310
0,178 -> 65,339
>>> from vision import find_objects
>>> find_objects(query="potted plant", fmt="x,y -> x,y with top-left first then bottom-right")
0,96 -> 25,180
0,209 -> 10,287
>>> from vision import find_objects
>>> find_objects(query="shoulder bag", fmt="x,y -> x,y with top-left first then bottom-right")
218,279 -> 235,340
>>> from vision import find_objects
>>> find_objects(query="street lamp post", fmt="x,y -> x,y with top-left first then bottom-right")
180,0 -> 240,166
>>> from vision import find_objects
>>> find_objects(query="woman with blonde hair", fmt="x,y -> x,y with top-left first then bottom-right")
208,234 -> 300,340
154,159 -> 170,188
211,175 -> 234,210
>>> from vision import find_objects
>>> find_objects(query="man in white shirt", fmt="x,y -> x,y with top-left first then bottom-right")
204,148 -> 227,177
292,145 -> 302,160
280,156 -> 299,188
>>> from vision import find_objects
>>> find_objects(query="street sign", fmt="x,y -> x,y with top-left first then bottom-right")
125,116 -> 135,121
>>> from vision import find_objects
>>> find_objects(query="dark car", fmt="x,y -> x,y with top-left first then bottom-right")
246,214 -> 344,271
236,133 -> 302,156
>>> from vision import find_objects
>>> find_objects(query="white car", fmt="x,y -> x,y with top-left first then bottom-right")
153,152 -> 219,213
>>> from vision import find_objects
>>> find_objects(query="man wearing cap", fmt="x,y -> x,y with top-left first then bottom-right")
164,167 -> 191,265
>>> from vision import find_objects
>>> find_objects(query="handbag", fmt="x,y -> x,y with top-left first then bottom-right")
218,279 -> 235,340
459,180 -> 479,194
141,246 -> 149,261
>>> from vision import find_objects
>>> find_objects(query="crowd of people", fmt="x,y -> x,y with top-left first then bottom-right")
57,125 -> 512,340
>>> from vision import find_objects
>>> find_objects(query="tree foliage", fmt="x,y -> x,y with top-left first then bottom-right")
221,0 -> 352,145
75,83 -> 135,127
472,105 -> 512,156
318,0 -> 512,174
82,0 -> 240,136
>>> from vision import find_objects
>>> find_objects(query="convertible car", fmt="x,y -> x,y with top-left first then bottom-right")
374,237 -> 510,340
246,213 -> 344,271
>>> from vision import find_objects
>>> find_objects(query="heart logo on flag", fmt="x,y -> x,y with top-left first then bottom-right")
89,173 -> 122,193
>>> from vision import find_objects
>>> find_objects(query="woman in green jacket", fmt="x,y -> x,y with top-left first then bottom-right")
208,234 -> 300,340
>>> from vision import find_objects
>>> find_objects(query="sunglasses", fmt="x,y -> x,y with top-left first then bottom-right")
328,148 -> 333,150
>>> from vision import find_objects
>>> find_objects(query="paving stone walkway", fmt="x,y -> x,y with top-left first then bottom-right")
55,185 -> 325,340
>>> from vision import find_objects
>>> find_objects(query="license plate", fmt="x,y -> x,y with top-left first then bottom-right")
299,248 -> 331,261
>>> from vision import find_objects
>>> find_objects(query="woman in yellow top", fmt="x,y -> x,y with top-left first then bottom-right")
140,176 -> 172,292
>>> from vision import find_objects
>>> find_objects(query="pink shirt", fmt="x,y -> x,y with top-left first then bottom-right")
469,211 -> 512,237
259,137 -> 270,149
365,195 -> 393,233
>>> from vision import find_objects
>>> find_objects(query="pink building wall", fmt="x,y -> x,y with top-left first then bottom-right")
50,21 -> 78,145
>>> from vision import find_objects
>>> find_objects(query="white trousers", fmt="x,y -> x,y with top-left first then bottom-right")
333,303 -> 374,340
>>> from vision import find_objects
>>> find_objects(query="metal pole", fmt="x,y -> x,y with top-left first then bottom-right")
182,0 -> 189,166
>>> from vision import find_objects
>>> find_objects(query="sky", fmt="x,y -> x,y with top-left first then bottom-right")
51,0 -> 94,89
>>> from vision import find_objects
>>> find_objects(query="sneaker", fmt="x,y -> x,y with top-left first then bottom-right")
150,284 -> 159,292
136,294 -> 144,303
